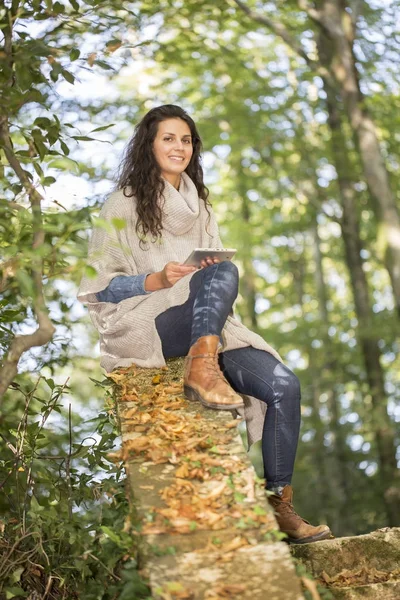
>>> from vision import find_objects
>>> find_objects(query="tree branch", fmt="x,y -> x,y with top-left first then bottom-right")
231,0 -> 334,85
297,0 -> 324,25
232,0 -> 313,63
0,10 -> 55,401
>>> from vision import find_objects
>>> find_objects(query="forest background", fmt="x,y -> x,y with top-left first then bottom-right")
0,0 -> 399,598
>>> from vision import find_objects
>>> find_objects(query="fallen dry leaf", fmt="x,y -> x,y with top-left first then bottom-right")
124,436 -> 151,452
175,463 -> 190,478
219,536 -> 249,553
162,385 -> 183,394
123,407 -> 138,418
224,420 -> 241,429
120,393 -> 139,402
107,372 -> 126,384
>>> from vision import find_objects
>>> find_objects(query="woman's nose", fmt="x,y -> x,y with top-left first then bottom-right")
174,140 -> 184,150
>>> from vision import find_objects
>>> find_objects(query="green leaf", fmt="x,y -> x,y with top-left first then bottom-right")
70,48 -> 80,61
10,568 -> 24,584
253,505 -> 266,516
60,140 -> 70,155
72,136 -> 95,141
30,496 -> 45,514
16,270 -> 35,298
90,124 -> 115,133
45,378 -> 55,390
111,217 -> 127,230
72,445 -> 90,458
33,161 -> 44,177
234,491 -> 246,503
101,526 -> 122,546
5,587 -> 28,599
53,1 -> 64,13
62,69 -> 75,84
93,59 -> 115,71
50,61 -> 62,82
42,176 -> 56,186
84,265 -> 97,278
34,117 -> 51,129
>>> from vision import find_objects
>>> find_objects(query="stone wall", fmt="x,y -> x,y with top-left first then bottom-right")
111,358 -> 304,600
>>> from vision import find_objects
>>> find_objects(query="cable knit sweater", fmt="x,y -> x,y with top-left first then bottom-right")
78,172 -> 282,446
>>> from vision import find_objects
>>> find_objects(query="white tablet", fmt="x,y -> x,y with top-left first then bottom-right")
183,248 -> 237,267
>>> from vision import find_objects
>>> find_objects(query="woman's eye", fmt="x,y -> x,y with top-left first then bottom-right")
163,137 -> 191,143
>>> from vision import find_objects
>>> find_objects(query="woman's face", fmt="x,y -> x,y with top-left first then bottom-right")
152,118 -> 193,184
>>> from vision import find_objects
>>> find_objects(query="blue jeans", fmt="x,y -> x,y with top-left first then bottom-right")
155,262 -> 301,490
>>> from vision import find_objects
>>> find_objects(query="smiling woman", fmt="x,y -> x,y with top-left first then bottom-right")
78,104 -> 332,544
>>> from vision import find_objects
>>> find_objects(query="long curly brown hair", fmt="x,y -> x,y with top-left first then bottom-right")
116,104 -> 211,242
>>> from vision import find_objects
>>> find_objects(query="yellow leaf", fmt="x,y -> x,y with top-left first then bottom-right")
87,52 -> 97,67
175,463 -> 190,478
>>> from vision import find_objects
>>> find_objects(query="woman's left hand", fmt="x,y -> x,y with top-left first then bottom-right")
199,257 -> 221,268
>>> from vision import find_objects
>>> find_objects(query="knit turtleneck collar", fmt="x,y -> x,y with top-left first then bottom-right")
160,172 -> 200,235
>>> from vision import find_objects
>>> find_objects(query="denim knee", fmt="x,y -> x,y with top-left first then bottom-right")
281,369 -> 301,415
204,260 -> 237,274
217,260 -> 239,279
287,370 -> 301,399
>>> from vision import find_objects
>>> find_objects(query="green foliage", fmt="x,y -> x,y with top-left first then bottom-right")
0,377 -> 151,599
0,0 -> 142,379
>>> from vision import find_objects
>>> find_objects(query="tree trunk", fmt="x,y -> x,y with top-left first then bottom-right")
316,0 -> 400,315
237,176 -> 259,330
318,45 -> 400,523
311,222 -> 352,535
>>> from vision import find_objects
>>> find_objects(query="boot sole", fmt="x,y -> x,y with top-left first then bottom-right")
183,384 -> 244,411
286,529 -> 334,544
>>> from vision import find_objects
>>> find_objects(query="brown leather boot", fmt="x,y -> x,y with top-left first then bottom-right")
268,485 -> 333,544
183,335 -> 244,410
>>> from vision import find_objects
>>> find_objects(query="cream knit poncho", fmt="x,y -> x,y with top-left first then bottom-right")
78,173 -> 282,446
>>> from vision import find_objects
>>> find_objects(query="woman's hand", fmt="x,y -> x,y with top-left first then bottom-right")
160,261 -> 197,288
199,257 -> 221,268
144,258 -> 221,291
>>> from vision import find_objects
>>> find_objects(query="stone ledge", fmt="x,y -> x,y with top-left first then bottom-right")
111,359 -> 304,599
292,528 -> 400,599
330,582 -> 400,600
291,528 -> 400,576
149,542 -> 304,600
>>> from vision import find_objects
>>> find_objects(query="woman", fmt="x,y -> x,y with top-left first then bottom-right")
78,104 -> 332,544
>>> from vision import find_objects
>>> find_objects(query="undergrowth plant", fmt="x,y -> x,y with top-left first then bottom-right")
0,376 -> 151,600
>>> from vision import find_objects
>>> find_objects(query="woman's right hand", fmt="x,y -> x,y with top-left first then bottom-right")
160,261 -> 197,288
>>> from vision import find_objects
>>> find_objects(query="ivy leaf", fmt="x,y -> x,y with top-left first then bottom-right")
101,526 -> 123,546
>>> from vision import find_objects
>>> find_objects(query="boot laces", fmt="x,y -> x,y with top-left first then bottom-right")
275,499 -> 310,525
202,354 -> 227,383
